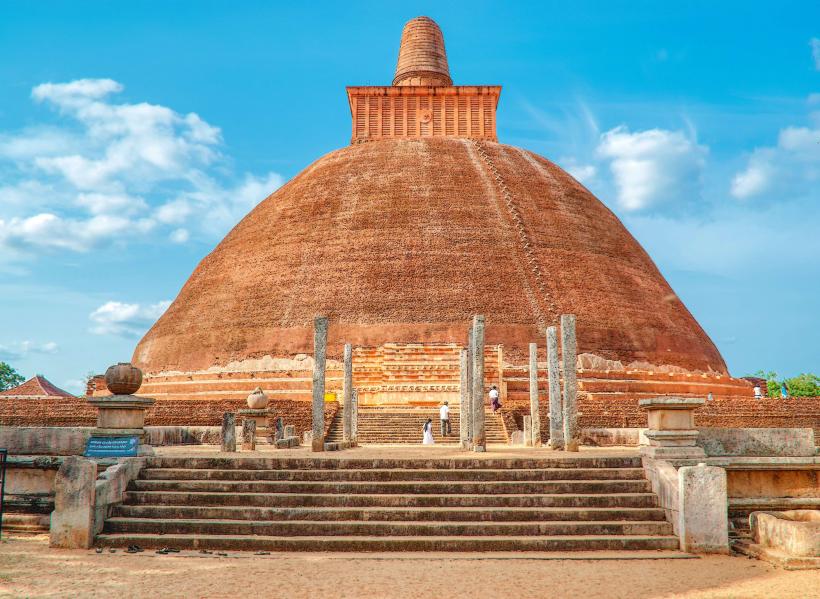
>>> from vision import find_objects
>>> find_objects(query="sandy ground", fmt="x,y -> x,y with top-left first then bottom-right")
1,535 -> 818,599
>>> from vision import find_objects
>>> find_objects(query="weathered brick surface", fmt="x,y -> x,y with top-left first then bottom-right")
0,399 -> 339,439
501,396 -> 820,440
133,138 -> 726,375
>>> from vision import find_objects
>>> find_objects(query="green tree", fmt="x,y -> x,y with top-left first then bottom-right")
0,362 -> 25,391
751,370 -> 820,398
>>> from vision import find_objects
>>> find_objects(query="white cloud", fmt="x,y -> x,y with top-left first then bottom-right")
812,38 -> 820,70
0,78 -> 283,259
89,300 -> 171,337
596,126 -> 708,211
731,102 -> 820,200
0,340 -> 59,361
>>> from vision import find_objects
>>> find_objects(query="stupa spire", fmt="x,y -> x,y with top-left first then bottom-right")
393,16 -> 452,87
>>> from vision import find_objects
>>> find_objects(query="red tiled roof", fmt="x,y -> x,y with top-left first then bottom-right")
0,375 -> 76,398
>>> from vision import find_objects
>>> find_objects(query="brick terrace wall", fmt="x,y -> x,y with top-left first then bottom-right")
0,398 -> 340,440
501,396 -> 820,442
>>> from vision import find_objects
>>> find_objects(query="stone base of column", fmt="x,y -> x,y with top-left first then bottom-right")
238,409 -> 272,443
88,394 -> 156,455
472,444 -> 486,453
641,429 -> 706,459
312,436 -> 325,452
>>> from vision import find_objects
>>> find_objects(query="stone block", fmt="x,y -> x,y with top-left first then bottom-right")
275,437 -> 300,449
509,430 -> 524,446
678,463 -> 729,553
751,510 -> 820,557
284,424 -> 295,438
696,428 -> 816,457
50,456 -> 97,549
639,397 -> 705,431
0,427 -> 91,455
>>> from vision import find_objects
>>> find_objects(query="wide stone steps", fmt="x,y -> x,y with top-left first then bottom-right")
97,456 -> 677,551
95,533 -> 679,552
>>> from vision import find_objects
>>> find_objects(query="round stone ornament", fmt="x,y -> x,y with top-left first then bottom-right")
104,362 -> 143,395
247,386 -> 269,409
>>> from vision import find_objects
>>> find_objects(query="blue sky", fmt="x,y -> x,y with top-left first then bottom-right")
1,1 -> 818,392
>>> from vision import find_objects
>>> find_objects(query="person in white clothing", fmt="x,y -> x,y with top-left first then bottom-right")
440,401 -> 451,436
422,418 -> 435,444
489,385 -> 501,412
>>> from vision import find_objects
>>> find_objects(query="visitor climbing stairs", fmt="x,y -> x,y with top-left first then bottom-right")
95,456 -> 679,552
325,406 -> 508,444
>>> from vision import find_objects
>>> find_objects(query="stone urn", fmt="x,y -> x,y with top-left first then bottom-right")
247,386 -> 269,409
104,362 -> 143,395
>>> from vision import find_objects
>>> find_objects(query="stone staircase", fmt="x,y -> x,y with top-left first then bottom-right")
95,456 -> 679,552
325,406 -> 508,444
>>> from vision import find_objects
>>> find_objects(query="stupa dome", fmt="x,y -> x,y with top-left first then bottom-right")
133,18 -> 726,376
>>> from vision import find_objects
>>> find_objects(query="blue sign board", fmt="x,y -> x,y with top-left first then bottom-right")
84,436 -> 139,457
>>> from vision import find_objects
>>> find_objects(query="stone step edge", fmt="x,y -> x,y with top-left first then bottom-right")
125,491 -> 658,499
94,533 -> 681,551
106,517 -> 671,527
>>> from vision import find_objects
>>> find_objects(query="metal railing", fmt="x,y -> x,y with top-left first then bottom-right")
0,449 -> 7,540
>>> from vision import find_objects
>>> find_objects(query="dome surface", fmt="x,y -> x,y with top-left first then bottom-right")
133,137 -> 726,374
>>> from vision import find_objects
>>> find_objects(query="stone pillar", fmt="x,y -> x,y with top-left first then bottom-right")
459,348 -> 470,448
342,343 -> 353,443
466,327 -> 474,442
312,315 -> 328,452
242,419 -> 256,451
221,412 -> 236,452
523,415 -> 533,447
528,342 -> 541,447
546,326 -> 564,449
560,314 -> 579,452
639,397 -> 707,459
471,315 -> 486,452
50,456 -> 96,548
678,464 -> 729,553
351,389 -> 359,444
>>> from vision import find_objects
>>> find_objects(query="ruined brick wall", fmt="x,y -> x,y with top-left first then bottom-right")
501,396 -> 820,440
0,398 -> 340,439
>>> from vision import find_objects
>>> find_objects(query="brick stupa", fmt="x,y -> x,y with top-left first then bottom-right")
132,17 -> 746,406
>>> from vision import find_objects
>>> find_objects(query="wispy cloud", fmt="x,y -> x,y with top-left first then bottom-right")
0,78 -> 283,260
89,300 -> 170,337
812,38 -> 820,70
0,340 -> 59,361
731,96 -> 820,200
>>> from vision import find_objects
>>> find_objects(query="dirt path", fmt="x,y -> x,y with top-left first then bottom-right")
1,536 -> 819,598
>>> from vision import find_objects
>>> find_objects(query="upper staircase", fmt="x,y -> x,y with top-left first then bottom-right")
325,406 -> 508,444
95,455 -> 679,552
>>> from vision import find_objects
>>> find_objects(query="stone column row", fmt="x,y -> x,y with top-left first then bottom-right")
528,314 -> 578,451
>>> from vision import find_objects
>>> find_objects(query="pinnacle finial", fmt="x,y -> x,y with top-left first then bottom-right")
393,16 -> 452,87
